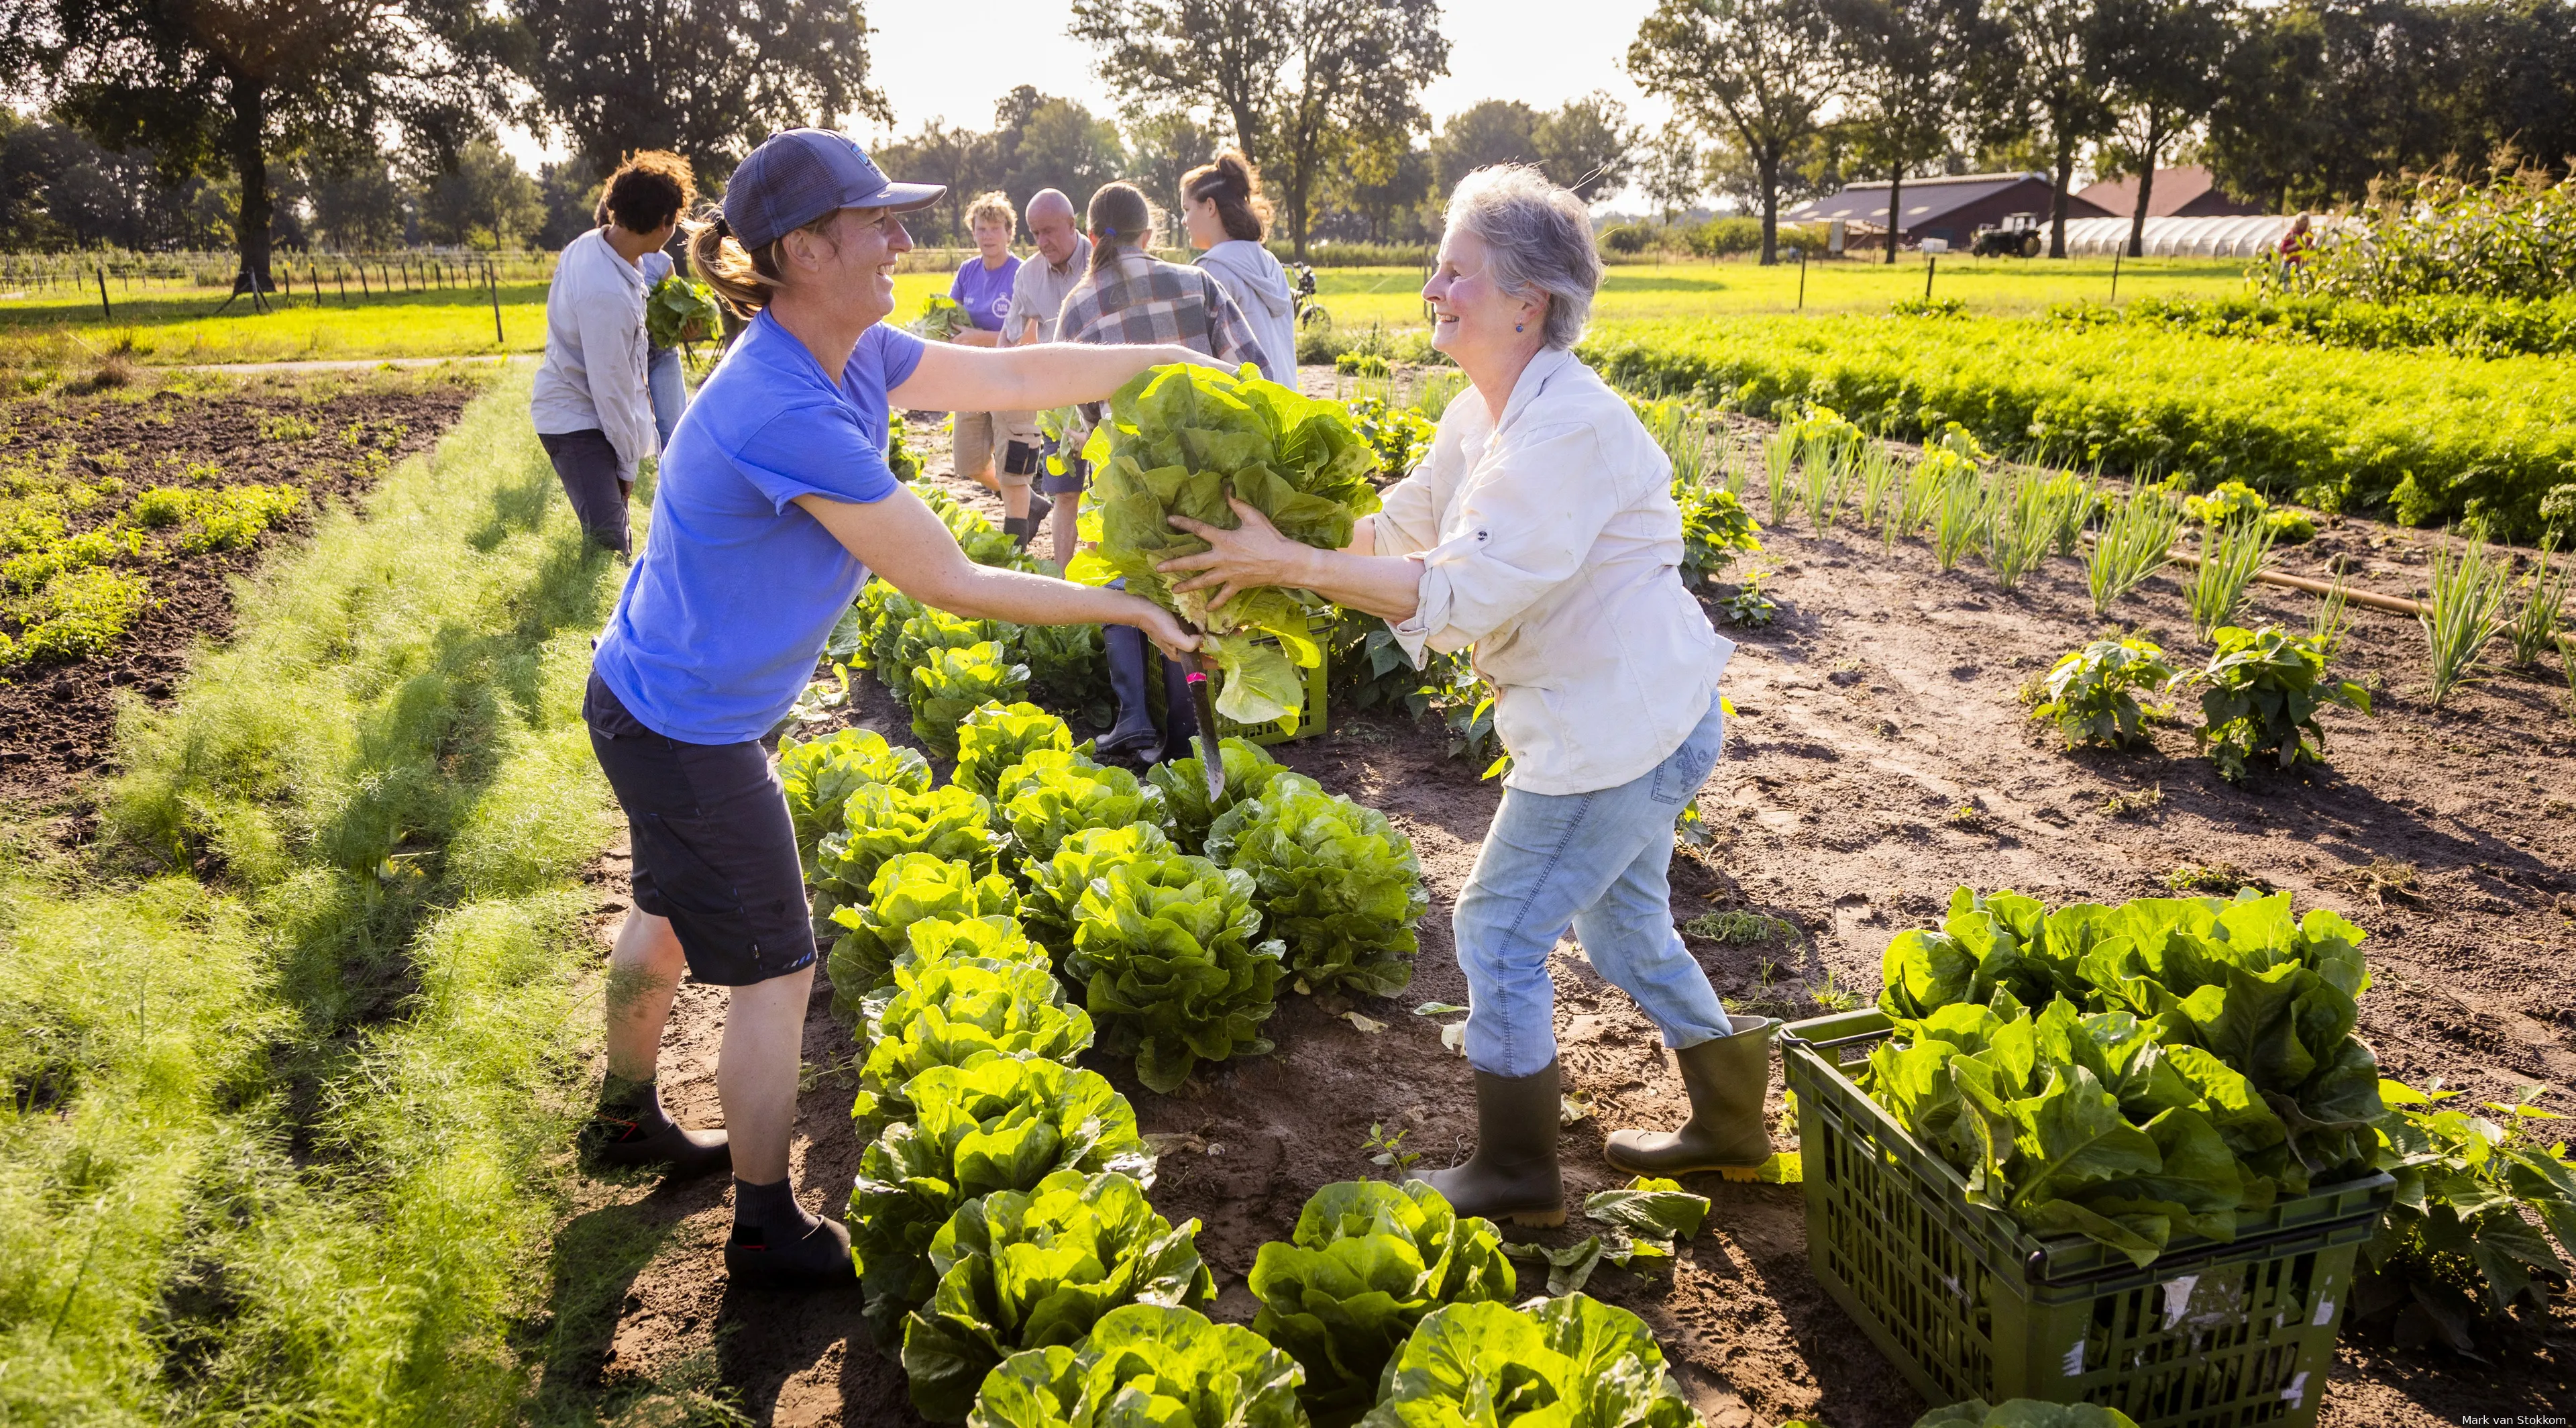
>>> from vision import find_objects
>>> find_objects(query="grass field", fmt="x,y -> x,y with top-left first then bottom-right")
0,280 -> 552,369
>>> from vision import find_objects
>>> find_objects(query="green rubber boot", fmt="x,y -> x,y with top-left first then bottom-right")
1604,1017 -> 1780,1180
1412,1060 -> 1566,1227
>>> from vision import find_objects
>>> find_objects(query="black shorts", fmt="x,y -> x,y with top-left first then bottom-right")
584,671 -> 814,986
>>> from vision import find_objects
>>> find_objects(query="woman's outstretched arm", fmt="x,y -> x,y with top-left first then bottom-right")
890,340 -> 1226,416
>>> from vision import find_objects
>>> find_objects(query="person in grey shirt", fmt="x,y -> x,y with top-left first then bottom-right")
1004,187 -> 1093,568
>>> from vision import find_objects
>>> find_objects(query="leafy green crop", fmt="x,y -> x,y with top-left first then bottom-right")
1069,852 -> 1284,1092
1146,736 -> 1291,854
902,1170 -> 1216,1421
780,726 -> 932,874
826,854 -> 1022,1013
914,293 -> 976,342
2187,625 -> 2371,782
914,643 -> 1033,758
849,950 -> 1094,1139
646,273 -> 722,347
2359,1078 -> 2576,1349
955,703 -> 1080,798
1870,887 -> 2387,1264
1075,363 -> 1381,727
1246,1180 -> 1514,1418
1020,822 -> 1174,956
1360,1293 -> 1695,1428
892,606 -> 1001,699
1206,772 -> 1426,997
849,1057 -> 1151,1337
996,751 -> 1167,866
1676,480 -> 1762,587
815,784 -> 999,909
861,580 -> 927,689
2030,638 -> 2178,749
1018,621 -> 1113,731
968,1303 -> 1304,1428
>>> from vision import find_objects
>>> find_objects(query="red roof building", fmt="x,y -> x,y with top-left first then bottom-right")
2073,165 -> 2268,219
1781,172 -> 2112,250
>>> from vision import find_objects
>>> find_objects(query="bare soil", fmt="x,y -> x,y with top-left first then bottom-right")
0,370 -> 481,811
559,408 -> 2575,1427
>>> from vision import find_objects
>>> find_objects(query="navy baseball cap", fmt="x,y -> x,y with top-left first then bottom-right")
722,129 -> 944,250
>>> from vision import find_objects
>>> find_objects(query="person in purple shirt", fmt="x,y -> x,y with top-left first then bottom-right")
579,130 -> 1209,1290
943,192 -> 1043,544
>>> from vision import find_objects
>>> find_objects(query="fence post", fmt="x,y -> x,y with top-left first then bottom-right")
2110,250 -> 2121,303
97,265 -> 111,319
1797,247 -> 1807,310
488,261 -> 503,346
1924,254 -> 1936,301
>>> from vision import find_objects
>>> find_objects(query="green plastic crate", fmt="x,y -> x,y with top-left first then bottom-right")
1208,613 -> 1331,747
1780,1009 -> 2393,1428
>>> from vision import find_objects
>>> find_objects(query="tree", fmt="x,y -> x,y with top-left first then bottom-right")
998,97 -> 1128,212
1430,101 -> 1540,194
533,160 -> 601,250
1703,126 -> 1856,212
1642,121 -> 1703,224
306,154 -> 411,248
1124,109 -> 1223,208
2095,0 -> 2231,256
417,138 -> 541,248
1629,0 -> 1839,264
875,119 -> 998,244
510,0 -> 891,188
1825,0 -> 1994,262
1535,93 -> 1642,202
1070,0 -> 1450,255
1990,0 -> 2115,256
1,0 -> 515,286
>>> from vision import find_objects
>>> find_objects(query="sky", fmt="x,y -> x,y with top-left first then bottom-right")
496,0 -> 1680,203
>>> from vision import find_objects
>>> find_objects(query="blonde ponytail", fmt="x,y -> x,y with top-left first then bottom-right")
682,205 -> 845,318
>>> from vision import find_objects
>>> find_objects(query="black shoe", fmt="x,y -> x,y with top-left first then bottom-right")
724,1213 -> 856,1288
585,1111 -> 732,1178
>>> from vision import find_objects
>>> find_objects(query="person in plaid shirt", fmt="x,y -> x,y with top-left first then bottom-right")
1057,181 -> 1265,763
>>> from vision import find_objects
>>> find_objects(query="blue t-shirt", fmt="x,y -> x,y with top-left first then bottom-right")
592,310 -> 928,744
949,255 -> 1020,332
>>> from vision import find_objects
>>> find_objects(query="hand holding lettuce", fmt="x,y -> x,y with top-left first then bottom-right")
1073,364 -> 1381,729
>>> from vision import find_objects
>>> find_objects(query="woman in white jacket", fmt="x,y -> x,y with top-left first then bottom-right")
1157,165 -> 1772,1227
1181,152 -> 1298,385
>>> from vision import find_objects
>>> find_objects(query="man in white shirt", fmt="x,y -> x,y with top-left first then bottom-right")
1004,188 -> 1093,567
533,152 -> 695,556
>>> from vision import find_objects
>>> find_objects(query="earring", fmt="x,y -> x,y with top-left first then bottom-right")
1515,322 -> 1524,333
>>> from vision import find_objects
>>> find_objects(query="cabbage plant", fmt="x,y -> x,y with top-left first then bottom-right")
1019,823 -> 1173,956
1207,773 -> 1426,997
814,784 -> 998,909
1360,1293 -> 1694,1428
1074,363 -> 1381,728
1148,736 -> 1291,854
954,703 -> 1079,798
1247,1180 -> 1513,1418
967,1304 -> 1303,1428
849,952 -> 1094,1139
1069,853 -> 1283,1092
914,643 -> 1032,758
996,751 -> 1166,866
902,1170 -> 1216,1421
826,854 -> 1021,1014
779,726 -> 930,872
849,1058 -> 1151,1337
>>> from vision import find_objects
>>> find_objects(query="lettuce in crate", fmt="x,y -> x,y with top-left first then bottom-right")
1207,772 -> 1426,998
994,750 -> 1167,867
1360,1292 -> 1694,1428
901,1169 -> 1216,1421
914,643 -> 1032,758
967,1303 -> 1303,1428
826,853 -> 1022,1014
1069,852 -> 1284,1092
1073,363 -> 1380,729
814,783 -> 999,911
778,726 -> 930,874
848,1057 -> 1151,1339
953,703 -> 1081,798
1019,822 -> 1173,957
1148,735 -> 1291,854
1248,1180 -> 1515,1420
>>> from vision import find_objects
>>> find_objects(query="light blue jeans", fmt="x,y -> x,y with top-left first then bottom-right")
647,346 -> 688,447
1455,692 -> 1734,1077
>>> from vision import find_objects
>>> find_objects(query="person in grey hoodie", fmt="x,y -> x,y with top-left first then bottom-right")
1182,151 -> 1298,385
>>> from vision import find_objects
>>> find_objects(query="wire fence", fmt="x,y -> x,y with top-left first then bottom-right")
0,248 -> 561,304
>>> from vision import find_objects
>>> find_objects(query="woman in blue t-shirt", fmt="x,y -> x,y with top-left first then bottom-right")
944,191 -> 1042,544
580,130 -> 1207,1290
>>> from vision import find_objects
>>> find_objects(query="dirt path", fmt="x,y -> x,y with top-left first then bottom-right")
557,415 -> 2575,1427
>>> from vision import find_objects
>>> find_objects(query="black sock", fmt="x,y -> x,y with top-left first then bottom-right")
733,1177 -> 817,1242
598,1074 -> 676,1139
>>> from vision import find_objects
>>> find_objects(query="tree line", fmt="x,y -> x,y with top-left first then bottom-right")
0,0 -> 2567,278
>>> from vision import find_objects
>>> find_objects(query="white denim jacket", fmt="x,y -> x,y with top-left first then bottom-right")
531,227 -> 657,478
1375,347 -> 1733,797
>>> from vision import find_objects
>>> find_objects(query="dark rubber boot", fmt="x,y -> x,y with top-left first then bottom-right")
724,1178 -> 856,1289
1158,651 -> 1201,757
1412,1060 -> 1565,1227
585,1079 -> 730,1178
1604,1017 -> 1780,1180
1096,623 -> 1161,764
